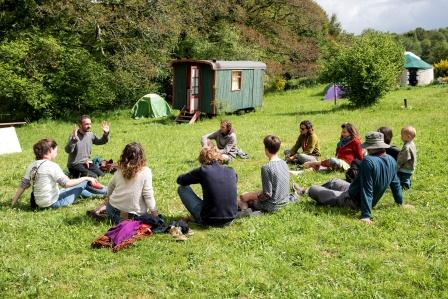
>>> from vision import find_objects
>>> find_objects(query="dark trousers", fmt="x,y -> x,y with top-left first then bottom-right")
397,171 -> 412,189
69,163 -> 104,178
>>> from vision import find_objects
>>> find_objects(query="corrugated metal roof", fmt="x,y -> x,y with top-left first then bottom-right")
210,61 -> 266,70
171,60 -> 266,70
404,52 -> 432,70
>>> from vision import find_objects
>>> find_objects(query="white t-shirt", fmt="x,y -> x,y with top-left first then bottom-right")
107,167 -> 156,215
24,160 -> 68,207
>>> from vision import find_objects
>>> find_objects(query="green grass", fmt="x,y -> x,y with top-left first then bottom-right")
1,85 -> 448,298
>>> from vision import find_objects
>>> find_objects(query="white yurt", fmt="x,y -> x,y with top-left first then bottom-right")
400,51 -> 434,86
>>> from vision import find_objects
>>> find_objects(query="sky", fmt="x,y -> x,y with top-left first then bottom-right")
314,0 -> 448,34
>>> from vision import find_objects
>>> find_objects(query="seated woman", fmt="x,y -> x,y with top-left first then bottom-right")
201,120 -> 246,162
93,142 -> 158,224
177,146 -> 238,226
304,123 -> 363,171
12,138 -> 106,209
284,120 -> 320,164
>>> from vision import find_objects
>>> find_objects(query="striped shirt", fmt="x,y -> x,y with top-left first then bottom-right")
259,159 -> 291,206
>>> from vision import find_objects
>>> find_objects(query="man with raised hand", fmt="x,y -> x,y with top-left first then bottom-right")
65,115 -> 110,178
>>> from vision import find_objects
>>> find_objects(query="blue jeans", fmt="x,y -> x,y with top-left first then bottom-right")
178,185 -> 204,224
106,203 -> 121,224
398,171 -> 412,189
50,181 -> 107,209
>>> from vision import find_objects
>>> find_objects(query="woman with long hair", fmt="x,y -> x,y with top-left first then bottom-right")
304,123 -> 363,171
285,120 -> 321,164
93,142 -> 158,224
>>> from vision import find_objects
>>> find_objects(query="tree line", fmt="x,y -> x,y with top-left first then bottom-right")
395,27 -> 448,64
1,1 -> 447,120
0,0 -> 331,120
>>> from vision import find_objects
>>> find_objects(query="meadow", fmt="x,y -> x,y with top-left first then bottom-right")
1,85 -> 447,298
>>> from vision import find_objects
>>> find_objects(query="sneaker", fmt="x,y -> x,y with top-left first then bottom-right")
169,226 -> 187,241
88,181 -> 105,190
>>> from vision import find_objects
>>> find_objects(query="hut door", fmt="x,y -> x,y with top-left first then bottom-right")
188,66 -> 200,113
408,69 -> 418,86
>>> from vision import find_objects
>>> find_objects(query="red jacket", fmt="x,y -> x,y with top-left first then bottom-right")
336,138 -> 363,165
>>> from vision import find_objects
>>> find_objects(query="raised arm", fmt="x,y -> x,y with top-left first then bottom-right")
201,131 -> 219,147
65,126 -> 79,153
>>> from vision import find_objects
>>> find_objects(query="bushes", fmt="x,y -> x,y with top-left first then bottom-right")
285,77 -> 319,90
0,35 -> 117,119
320,31 -> 404,106
433,59 -> 448,82
264,76 -> 286,92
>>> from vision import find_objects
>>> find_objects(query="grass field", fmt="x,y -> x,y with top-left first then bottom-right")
1,85 -> 447,298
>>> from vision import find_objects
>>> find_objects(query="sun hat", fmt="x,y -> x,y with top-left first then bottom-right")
361,131 -> 390,149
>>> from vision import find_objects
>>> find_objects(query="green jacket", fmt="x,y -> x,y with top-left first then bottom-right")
290,132 -> 320,157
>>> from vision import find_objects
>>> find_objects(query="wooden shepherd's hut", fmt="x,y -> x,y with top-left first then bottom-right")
171,60 -> 266,123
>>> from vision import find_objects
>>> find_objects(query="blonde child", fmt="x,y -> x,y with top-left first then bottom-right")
397,126 -> 417,189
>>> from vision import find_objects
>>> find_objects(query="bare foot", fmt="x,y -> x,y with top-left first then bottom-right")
360,218 -> 373,225
403,204 -> 415,209
292,183 -> 308,195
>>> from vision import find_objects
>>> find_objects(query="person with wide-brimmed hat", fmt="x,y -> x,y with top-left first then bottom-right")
294,131 -> 403,224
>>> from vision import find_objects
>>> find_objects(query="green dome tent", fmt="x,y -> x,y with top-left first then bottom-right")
131,94 -> 172,119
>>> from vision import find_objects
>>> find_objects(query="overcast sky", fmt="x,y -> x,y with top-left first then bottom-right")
314,0 -> 448,34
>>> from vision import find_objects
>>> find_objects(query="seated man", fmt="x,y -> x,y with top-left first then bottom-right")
296,132 -> 403,224
65,115 -> 110,178
200,120 -> 247,163
239,135 -> 297,213
177,146 -> 238,226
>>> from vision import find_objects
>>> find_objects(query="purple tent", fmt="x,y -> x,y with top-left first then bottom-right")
324,84 -> 345,101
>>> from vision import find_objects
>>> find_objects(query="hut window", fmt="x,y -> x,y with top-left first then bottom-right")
231,71 -> 242,91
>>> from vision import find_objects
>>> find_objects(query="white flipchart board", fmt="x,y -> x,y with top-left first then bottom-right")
0,127 -> 22,155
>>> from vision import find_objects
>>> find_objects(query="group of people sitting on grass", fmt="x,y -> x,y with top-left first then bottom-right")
11,115 -> 417,226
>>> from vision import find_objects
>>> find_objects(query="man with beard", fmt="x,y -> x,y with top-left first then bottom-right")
65,115 -> 110,178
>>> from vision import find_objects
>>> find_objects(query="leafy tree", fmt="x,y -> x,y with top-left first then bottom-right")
328,14 -> 342,38
396,27 -> 448,63
320,31 -> 404,107
0,0 -> 333,119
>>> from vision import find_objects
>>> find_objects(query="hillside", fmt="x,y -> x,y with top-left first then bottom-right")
0,0 -> 331,120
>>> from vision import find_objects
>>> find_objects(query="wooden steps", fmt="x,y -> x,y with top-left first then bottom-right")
175,107 -> 201,124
